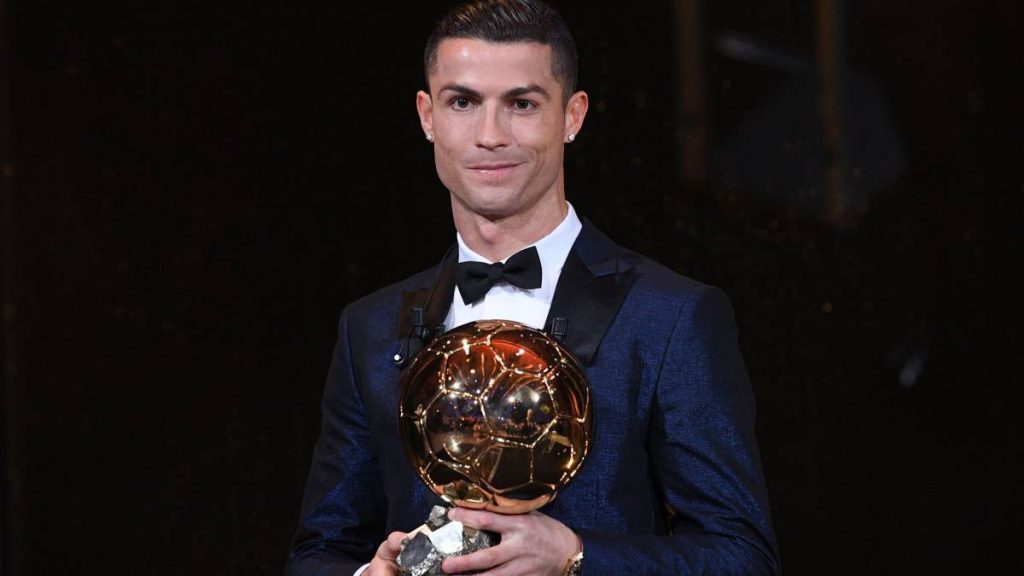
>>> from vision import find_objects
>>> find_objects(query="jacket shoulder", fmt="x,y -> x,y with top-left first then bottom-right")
618,247 -> 727,307
580,218 -> 722,304
341,264 -> 440,324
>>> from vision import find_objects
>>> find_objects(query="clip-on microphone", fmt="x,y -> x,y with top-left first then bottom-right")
549,317 -> 568,342
393,245 -> 455,369
392,306 -> 426,368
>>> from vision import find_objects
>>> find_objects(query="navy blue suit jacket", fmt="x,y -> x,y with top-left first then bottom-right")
286,220 -> 780,575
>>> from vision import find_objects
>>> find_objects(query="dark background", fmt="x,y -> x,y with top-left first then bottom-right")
1,0 -> 1020,574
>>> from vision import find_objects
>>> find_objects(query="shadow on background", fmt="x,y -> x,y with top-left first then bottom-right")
1,0 -> 1020,574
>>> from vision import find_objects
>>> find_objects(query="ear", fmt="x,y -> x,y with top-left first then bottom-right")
416,90 -> 434,140
563,90 -> 589,143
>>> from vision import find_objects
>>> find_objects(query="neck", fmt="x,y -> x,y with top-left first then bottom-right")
452,193 -> 568,262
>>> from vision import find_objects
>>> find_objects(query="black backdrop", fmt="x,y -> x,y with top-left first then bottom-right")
2,1 -> 1020,574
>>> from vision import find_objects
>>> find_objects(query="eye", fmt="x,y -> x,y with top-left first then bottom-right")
512,99 -> 536,111
451,96 -> 472,110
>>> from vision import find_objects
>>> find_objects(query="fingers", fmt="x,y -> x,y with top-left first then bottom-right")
377,531 -> 408,562
442,544 -> 513,574
380,528 -> 407,553
441,510 -> 518,574
444,510 -> 579,575
447,507 -> 522,533
365,531 -> 409,576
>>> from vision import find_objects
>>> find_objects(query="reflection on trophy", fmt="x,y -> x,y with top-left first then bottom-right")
396,320 -> 593,575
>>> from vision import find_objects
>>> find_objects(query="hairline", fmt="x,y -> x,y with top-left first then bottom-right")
425,37 -> 574,106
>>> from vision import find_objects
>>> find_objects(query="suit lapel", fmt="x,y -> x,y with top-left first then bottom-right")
395,245 -> 458,360
544,220 -> 635,366
395,220 -> 635,368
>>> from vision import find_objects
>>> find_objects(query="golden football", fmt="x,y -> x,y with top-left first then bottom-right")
398,319 -> 593,514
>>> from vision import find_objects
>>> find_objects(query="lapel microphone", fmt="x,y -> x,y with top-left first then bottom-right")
391,307 -> 424,369
393,244 -> 456,369
391,246 -> 572,367
549,317 -> 568,342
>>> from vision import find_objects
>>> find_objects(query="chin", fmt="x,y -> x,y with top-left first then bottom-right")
455,189 -> 523,219
466,202 -> 519,221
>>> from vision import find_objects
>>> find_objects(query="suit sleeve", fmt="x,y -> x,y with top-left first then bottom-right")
285,307 -> 388,575
577,286 -> 780,575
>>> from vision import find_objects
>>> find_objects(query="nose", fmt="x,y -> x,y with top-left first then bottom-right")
475,103 -> 510,150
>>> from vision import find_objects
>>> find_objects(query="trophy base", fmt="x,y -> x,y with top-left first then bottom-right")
396,505 -> 499,576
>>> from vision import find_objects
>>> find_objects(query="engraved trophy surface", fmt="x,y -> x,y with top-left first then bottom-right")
396,320 -> 593,575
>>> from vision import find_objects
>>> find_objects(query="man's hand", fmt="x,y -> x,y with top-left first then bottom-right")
442,508 -> 581,576
364,531 -> 408,576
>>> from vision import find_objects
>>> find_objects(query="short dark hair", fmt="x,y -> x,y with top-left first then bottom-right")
423,0 -> 579,104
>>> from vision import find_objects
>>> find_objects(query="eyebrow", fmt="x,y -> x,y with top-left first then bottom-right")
438,83 -> 552,101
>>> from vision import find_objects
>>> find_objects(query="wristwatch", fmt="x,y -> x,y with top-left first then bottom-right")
563,549 -> 584,576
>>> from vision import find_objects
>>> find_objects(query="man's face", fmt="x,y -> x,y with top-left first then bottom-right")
416,38 -> 587,221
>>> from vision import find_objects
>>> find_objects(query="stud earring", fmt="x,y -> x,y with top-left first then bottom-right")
426,133 -> 434,142
567,133 -> 575,143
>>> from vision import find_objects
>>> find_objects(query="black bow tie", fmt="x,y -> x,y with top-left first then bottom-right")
455,246 -> 543,305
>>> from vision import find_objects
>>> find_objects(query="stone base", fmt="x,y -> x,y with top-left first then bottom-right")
396,505 -> 499,576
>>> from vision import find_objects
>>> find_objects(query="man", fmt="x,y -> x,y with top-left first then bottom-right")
286,1 -> 779,574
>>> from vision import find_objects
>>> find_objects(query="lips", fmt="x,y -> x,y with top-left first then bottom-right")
468,163 -> 520,171
466,163 -> 522,178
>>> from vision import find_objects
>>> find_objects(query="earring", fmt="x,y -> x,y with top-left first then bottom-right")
567,133 -> 575,143
426,133 -> 434,142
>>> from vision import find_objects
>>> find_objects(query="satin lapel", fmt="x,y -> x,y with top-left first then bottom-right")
395,245 -> 458,358
544,221 -> 636,366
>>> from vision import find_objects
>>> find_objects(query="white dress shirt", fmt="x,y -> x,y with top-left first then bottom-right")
446,202 -> 583,330
353,204 -> 582,576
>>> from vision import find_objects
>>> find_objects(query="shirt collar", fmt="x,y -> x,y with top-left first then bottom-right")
456,203 -> 581,264
455,202 -> 583,298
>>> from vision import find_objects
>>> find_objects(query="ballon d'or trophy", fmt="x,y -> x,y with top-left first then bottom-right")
395,320 -> 594,575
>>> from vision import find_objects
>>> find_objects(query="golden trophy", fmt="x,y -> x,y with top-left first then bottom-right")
395,320 -> 593,575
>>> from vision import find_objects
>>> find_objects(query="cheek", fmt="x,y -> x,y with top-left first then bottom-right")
432,145 -> 463,189
511,118 -> 562,153
433,147 -> 452,175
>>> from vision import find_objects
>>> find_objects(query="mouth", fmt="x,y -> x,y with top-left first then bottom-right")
466,163 -> 522,178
